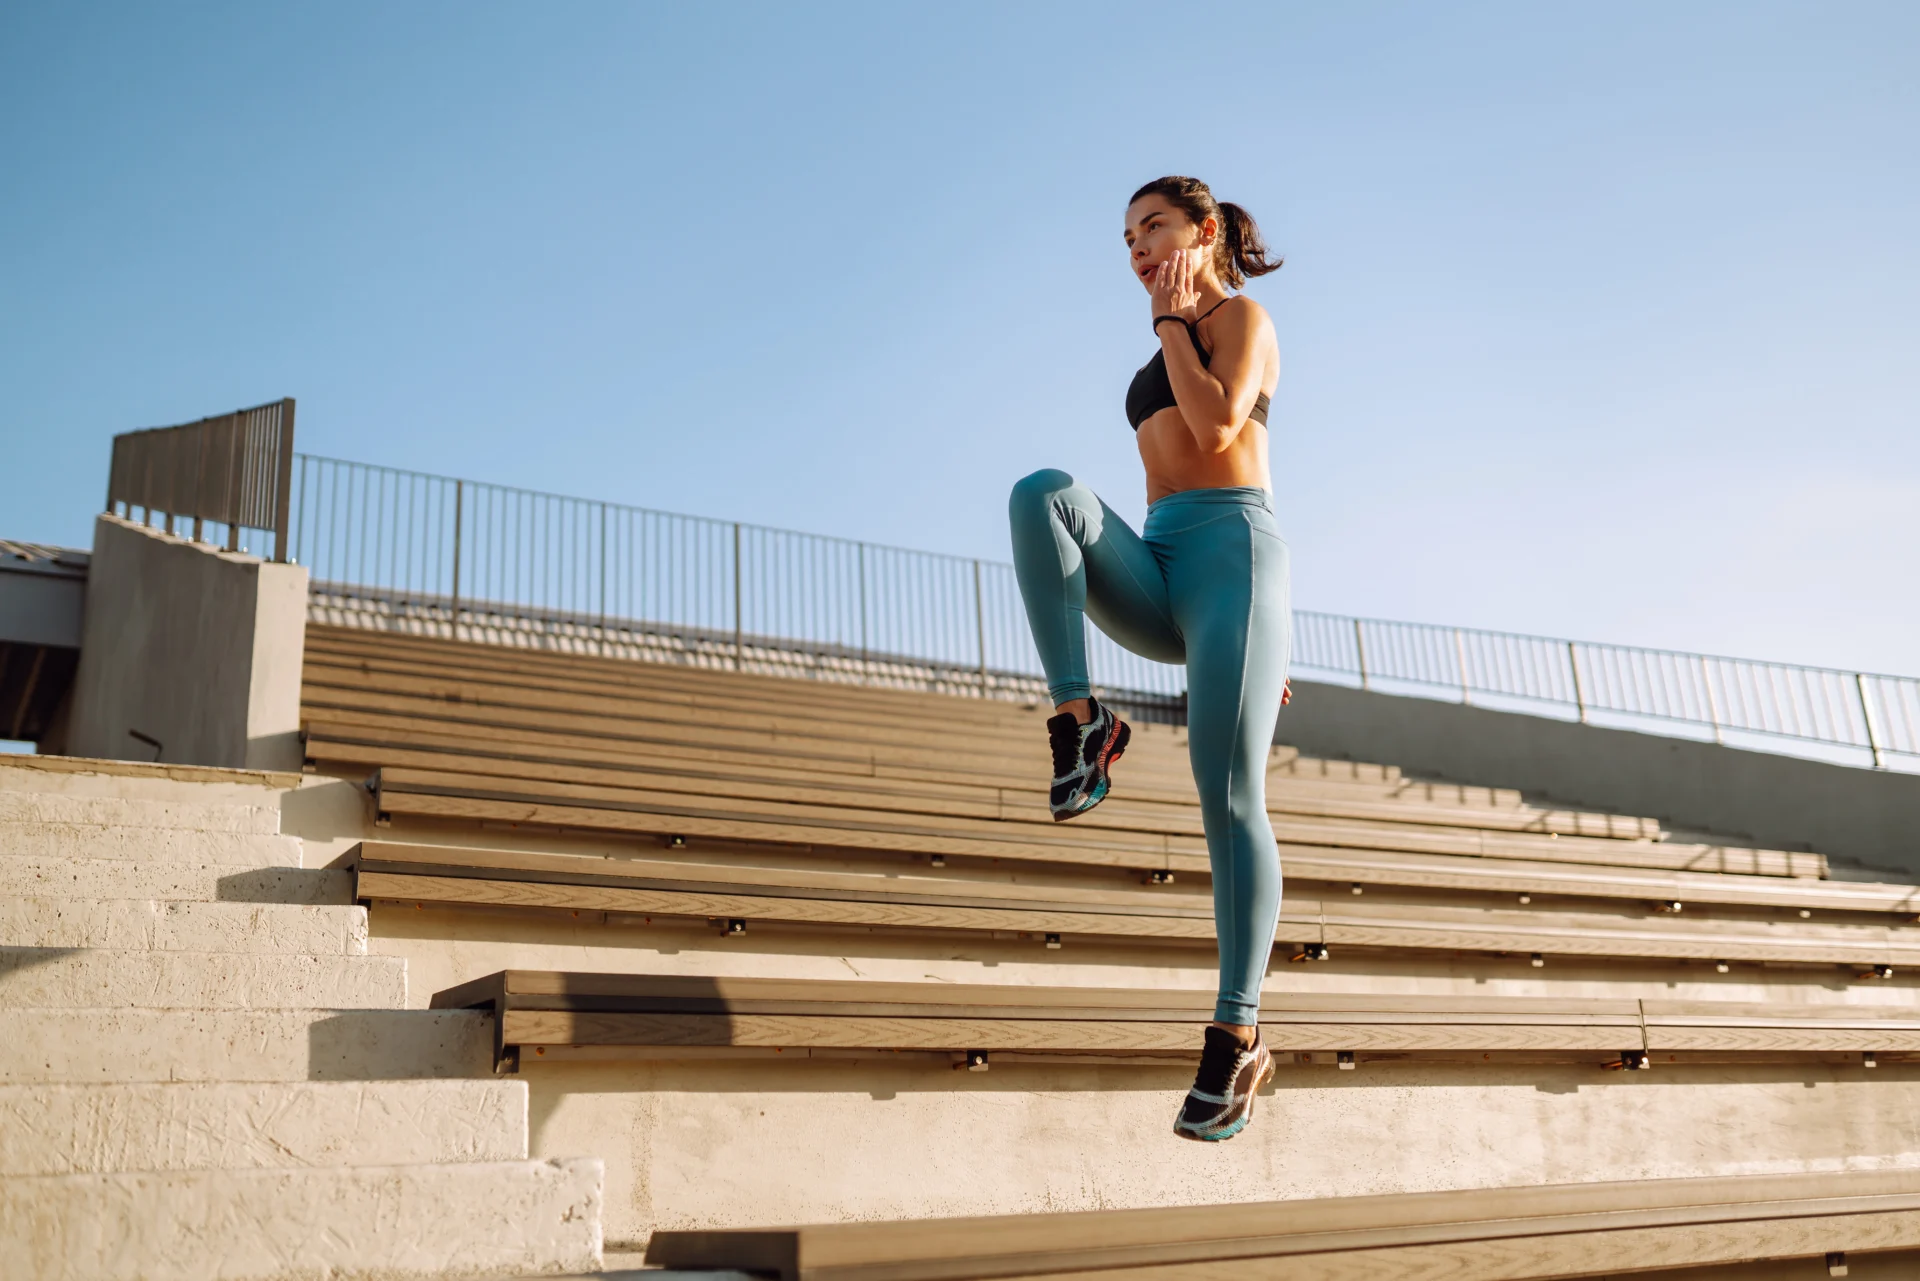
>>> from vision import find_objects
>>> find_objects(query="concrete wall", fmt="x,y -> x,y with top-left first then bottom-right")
66,515 -> 307,771
1279,679 -> 1920,878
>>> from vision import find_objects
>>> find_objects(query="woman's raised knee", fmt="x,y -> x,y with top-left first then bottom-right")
1008,468 -> 1077,515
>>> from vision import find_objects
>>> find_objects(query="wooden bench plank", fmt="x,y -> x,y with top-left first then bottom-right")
365,757 -> 1812,877
306,719 -> 1658,841
435,969 -> 1920,1073
638,1169 -> 1920,1281
347,841 -> 1920,967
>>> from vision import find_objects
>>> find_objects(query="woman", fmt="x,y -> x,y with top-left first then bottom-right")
1008,175 -> 1290,1142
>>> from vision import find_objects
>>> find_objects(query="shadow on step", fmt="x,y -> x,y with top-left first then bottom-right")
305,1009 -> 493,1080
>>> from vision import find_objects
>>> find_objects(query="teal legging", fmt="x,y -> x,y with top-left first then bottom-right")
1008,471 -> 1291,1025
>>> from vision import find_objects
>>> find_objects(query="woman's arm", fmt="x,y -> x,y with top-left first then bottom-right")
1151,251 -> 1271,454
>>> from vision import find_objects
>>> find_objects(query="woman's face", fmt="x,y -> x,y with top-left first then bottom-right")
1123,195 -> 1214,291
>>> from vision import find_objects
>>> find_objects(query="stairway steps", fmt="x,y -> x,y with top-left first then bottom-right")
0,1157 -> 604,1281
0,1079 -> 528,1175
0,822 -> 303,867
0,1007 -> 494,1083
0,898 -> 367,954
0,948 -> 405,1010
0,856 -> 351,904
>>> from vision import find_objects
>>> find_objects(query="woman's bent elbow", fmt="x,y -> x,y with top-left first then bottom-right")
1189,426 -> 1241,454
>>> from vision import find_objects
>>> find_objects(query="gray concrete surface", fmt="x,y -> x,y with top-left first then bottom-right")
65,515 -> 307,771
1278,679 -> 1920,878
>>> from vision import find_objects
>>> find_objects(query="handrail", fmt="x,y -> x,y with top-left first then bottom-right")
106,400 -> 297,561
288,451 -> 1919,768
1291,612 -> 1917,767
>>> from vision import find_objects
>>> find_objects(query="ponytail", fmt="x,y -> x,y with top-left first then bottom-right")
1128,176 -> 1283,290
1215,201 -> 1284,289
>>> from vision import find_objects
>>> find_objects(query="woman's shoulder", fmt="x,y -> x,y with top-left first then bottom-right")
1200,293 -> 1273,338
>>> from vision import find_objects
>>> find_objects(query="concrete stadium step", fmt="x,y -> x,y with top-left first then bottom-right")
0,821 -> 303,867
0,855 -> 350,904
0,897 -> 367,953
0,791 -> 282,835
0,754 -> 293,811
0,1079 -> 528,1176
0,947 -> 406,1009
0,1007 -> 494,1083
2,1157 -> 603,1281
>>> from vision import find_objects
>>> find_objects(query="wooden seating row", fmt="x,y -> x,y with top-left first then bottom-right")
639,1168 -> 1920,1281
304,712 -> 1677,858
432,969 -> 1920,1074
303,624 -> 1653,832
349,840 -> 1920,969
357,759 -> 1829,890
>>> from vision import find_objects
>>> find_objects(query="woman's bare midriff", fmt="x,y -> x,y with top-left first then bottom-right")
1137,409 -> 1273,505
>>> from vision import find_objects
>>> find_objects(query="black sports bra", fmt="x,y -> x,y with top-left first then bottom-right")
1124,296 -> 1272,432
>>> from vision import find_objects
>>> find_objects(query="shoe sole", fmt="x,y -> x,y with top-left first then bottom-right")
1172,1047 -> 1275,1143
1052,720 -> 1131,823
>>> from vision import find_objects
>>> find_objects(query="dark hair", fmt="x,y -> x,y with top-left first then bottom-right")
1128,175 -> 1283,290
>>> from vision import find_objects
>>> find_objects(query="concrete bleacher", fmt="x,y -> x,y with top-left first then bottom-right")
278,622 -> 1920,1269
0,752 -> 603,1279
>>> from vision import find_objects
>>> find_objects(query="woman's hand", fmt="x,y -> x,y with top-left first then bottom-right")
1149,247 -> 1202,323
1282,679 -> 1291,706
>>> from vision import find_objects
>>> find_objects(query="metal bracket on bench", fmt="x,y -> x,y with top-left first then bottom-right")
1290,943 -> 1330,963
1827,1252 -> 1849,1277
1148,870 -> 1175,885
1605,1050 -> 1652,1071
1043,933 -> 1062,949
1336,1051 -> 1355,1070
719,919 -> 747,937
665,835 -> 688,849
960,1050 -> 990,1072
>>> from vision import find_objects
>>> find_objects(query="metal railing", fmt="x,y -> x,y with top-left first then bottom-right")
287,455 -> 1188,718
106,400 -> 297,561
287,451 -> 1920,767
1292,612 -> 1920,769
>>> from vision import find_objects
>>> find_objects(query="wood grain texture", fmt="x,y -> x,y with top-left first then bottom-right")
350,840 -> 1920,965
641,1169 -> 1920,1281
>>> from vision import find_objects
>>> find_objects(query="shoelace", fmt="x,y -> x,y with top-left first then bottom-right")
1048,716 -> 1087,780
1191,1030 -> 1247,1097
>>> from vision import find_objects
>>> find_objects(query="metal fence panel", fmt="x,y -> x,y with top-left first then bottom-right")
287,452 -> 1918,766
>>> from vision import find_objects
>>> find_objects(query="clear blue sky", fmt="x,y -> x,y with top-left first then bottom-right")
3,2 -> 1916,673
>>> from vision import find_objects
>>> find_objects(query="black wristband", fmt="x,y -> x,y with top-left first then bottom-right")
1152,314 -> 1188,332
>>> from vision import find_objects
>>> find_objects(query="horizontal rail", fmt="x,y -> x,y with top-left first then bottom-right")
289,452 -> 1919,769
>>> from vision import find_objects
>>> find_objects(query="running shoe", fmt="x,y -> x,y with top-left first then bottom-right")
1173,1024 -> 1274,1142
1046,698 -> 1130,821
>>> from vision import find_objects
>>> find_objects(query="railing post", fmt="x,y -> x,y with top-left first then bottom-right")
1353,618 -> 1369,691
449,480 -> 463,639
271,399 -> 296,562
1857,673 -> 1886,769
1700,655 -> 1722,744
1453,628 -> 1471,705
972,559 -> 988,697
733,522 -> 743,671
599,501 -> 608,654
224,415 -> 242,552
858,543 -> 869,671
1568,642 -> 1588,724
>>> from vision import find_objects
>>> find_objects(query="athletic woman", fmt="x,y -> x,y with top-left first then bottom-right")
1008,175 -> 1290,1142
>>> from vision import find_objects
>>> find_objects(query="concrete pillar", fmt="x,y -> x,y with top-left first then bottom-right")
65,515 -> 307,771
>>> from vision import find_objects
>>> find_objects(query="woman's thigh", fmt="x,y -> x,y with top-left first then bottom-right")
1163,511 -> 1292,794
1029,473 -> 1185,665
